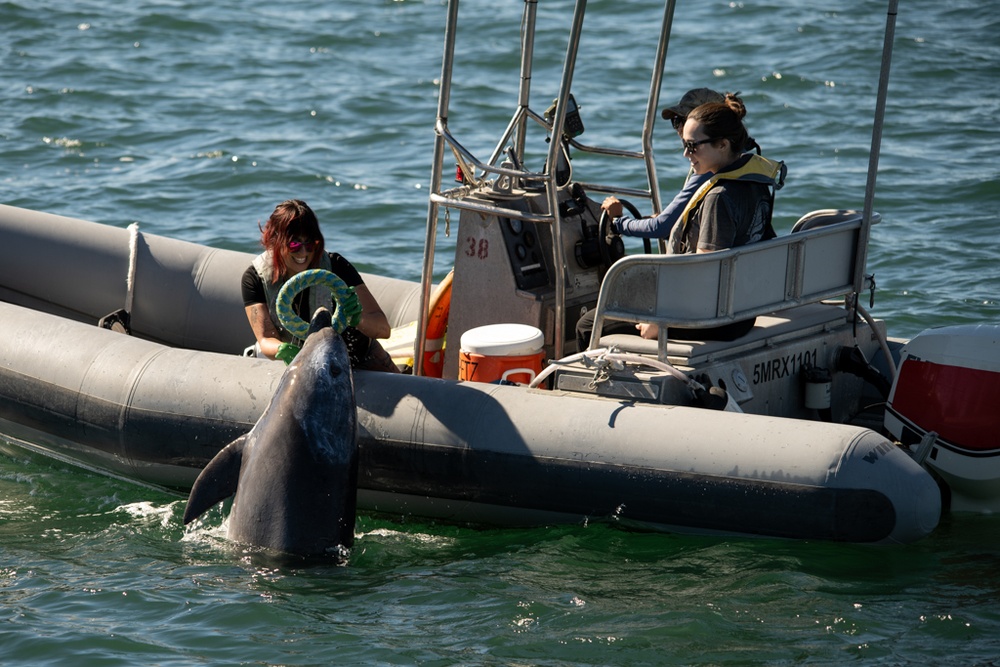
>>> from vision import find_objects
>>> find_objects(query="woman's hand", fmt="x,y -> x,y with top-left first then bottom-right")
637,323 -> 659,339
601,196 -> 623,218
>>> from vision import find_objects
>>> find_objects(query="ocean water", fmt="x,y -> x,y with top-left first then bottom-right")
2,0 -> 1000,665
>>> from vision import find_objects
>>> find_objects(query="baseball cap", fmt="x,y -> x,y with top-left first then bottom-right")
660,88 -> 725,120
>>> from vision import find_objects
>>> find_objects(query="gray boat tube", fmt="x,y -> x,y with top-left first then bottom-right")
0,203 -> 424,355
354,372 -> 941,544
0,204 -> 940,543
0,300 -> 940,544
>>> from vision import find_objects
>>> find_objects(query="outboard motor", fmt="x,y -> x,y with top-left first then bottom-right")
883,324 -> 1000,511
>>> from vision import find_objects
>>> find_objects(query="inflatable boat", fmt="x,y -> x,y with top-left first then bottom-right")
1,0 -> 995,543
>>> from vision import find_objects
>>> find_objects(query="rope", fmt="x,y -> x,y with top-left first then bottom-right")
528,346 -> 701,393
125,222 -> 139,314
275,269 -> 351,337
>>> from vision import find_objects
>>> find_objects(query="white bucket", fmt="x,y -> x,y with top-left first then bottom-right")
458,324 -> 545,384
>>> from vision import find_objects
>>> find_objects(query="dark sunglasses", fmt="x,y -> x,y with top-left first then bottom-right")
287,238 -> 318,253
681,138 -> 715,153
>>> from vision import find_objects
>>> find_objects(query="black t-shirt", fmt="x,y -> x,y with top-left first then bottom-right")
241,252 -> 372,365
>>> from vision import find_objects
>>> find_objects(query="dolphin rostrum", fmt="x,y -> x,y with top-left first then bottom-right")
183,307 -> 358,560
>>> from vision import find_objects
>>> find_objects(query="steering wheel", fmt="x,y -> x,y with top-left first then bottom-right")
598,198 -> 648,270
598,209 -> 625,271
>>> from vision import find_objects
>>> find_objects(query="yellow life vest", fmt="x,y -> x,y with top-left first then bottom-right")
677,154 -> 787,229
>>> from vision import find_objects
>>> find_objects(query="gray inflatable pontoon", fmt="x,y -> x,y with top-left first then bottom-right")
0,204 -> 940,543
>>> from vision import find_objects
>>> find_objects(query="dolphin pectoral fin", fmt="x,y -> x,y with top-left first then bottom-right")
182,435 -> 248,525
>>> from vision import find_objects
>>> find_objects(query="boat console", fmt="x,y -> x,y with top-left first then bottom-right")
417,0 -> 888,426
443,182 -> 609,378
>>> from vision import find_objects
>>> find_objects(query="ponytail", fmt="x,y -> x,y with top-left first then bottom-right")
688,92 -> 751,157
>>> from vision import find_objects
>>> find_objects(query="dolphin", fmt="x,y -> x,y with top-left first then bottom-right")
183,307 -> 358,561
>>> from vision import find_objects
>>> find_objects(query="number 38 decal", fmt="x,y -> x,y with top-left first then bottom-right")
465,236 -> 489,259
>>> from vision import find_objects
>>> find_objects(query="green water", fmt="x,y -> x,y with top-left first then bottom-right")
4,445 -> 1000,665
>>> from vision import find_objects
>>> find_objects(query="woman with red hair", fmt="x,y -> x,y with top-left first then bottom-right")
241,199 -> 397,372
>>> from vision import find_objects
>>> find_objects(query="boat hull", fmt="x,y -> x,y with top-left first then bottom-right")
0,299 -> 939,544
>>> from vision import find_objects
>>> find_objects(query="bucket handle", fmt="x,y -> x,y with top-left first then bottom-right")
501,367 -> 537,383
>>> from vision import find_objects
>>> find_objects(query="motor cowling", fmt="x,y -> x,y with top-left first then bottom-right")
885,324 -> 1000,451
883,324 -> 1000,511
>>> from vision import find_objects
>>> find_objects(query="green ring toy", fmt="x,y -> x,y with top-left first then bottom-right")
275,269 -> 351,337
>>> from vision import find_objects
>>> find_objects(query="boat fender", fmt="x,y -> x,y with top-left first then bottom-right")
422,269 -> 453,378
275,269 -> 352,338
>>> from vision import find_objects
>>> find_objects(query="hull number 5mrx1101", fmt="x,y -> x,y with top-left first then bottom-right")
752,348 -> 819,386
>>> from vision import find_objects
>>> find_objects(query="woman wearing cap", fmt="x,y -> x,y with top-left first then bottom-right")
663,93 -> 782,256
600,88 -> 762,239
241,198 -> 399,372
577,91 -> 784,347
